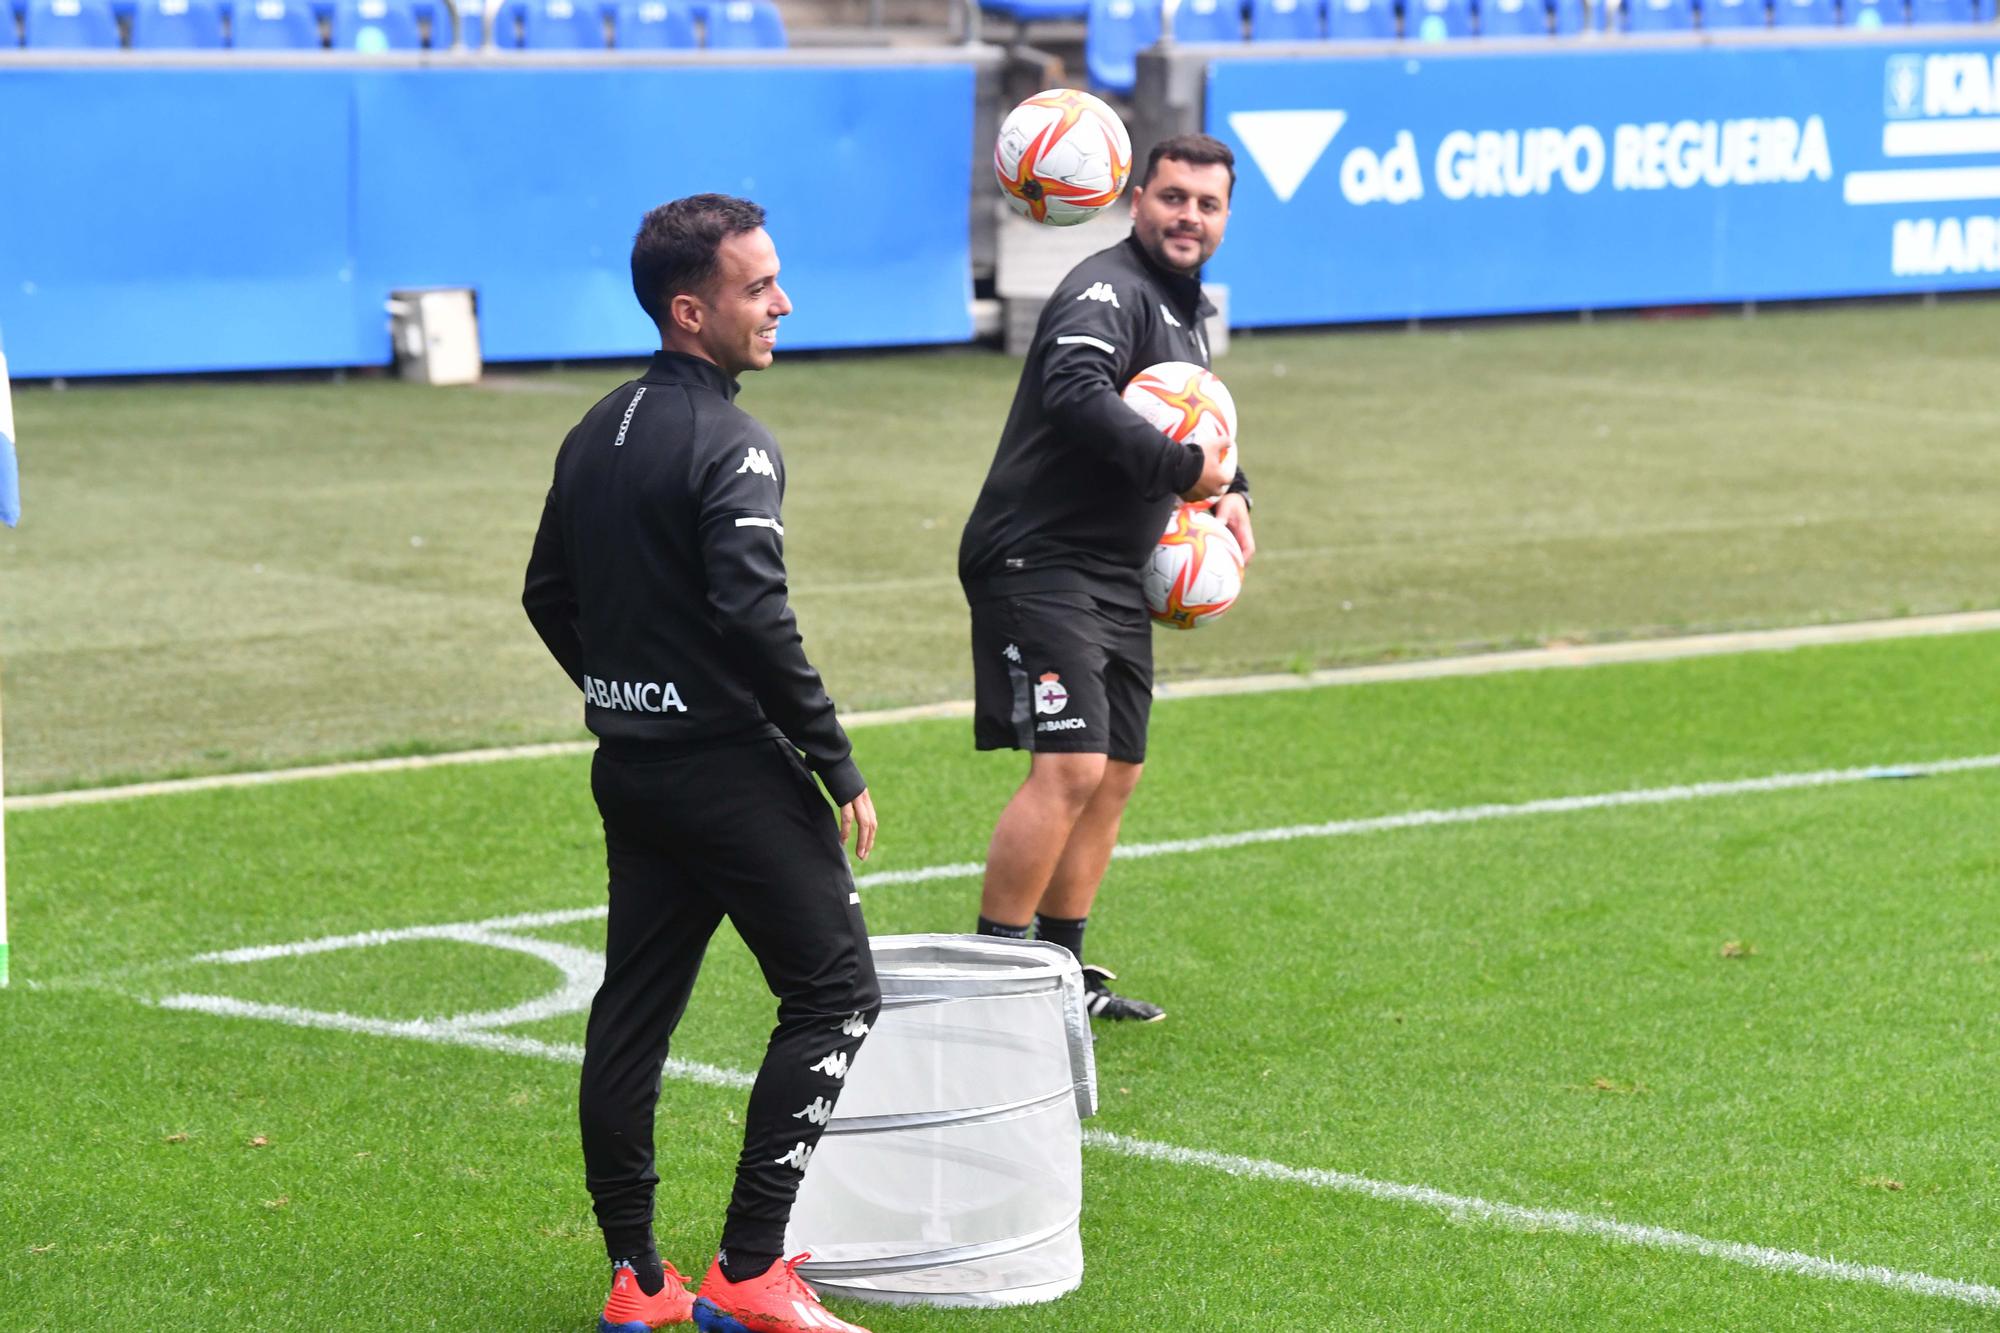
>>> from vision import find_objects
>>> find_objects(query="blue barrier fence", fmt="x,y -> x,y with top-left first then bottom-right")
1207,39 -> 2000,324
0,61 -> 975,378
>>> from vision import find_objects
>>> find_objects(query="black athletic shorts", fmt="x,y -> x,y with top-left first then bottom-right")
969,588 -> 1153,764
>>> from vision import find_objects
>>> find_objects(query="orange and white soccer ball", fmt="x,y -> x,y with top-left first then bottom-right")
1122,360 -> 1238,499
1145,505 -> 1245,630
995,88 -> 1133,227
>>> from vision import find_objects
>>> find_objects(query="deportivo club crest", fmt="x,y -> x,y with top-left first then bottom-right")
1034,672 -> 1069,716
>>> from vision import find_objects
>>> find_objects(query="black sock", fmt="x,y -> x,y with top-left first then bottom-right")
976,916 -> 1030,940
612,1250 -> 666,1297
1033,913 -> 1087,964
719,1246 -> 779,1284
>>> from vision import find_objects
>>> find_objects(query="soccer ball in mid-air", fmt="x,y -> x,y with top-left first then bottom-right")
1122,360 -> 1238,500
995,88 -> 1133,226
1145,505 -> 1245,630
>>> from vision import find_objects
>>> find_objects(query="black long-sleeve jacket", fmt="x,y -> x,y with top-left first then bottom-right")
958,230 -> 1250,608
522,350 -> 863,806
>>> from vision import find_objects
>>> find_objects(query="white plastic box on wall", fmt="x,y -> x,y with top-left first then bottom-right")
386,288 -> 482,386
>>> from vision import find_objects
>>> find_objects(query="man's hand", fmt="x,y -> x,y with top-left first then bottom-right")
838,787 -> 878,862
1179,439 -> 1234,502
1213,491 -> 1256,563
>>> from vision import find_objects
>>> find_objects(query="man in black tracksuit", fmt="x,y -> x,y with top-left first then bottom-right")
960,134 -> 1256,1023
524,195 -> 875,1333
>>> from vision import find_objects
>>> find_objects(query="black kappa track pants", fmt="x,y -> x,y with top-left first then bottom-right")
579,738 -> 880,1262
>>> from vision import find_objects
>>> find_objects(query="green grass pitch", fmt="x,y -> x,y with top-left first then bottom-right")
5,631 -> 1998,1330
2,301 -> 1998,793
2,303 -> 1998,1329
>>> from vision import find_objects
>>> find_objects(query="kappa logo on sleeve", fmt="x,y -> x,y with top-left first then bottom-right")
1076,282 -> 1121,307
735,447 -> 776,478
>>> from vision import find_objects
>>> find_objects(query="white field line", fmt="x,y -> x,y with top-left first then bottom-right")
146,990 -> 2000,1310
151,993 -> 752,1091
1086,1131 -> 2000,1310
9,610 -> 2000,814
848,752 -> 2000,888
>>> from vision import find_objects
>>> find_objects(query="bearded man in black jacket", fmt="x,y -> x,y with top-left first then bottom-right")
959,134 -> 1257,1024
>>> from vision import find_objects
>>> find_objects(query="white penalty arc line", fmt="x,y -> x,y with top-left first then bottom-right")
850,752 -> 2000,889
189,905 -> 610,966
146,991 -> 2000,1310
139,754 -> 2000,1309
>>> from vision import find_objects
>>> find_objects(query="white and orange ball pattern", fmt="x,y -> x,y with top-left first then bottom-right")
995,88 -> 1133,227
1121,360 -> 1238,493
1145,505 -> 1245,630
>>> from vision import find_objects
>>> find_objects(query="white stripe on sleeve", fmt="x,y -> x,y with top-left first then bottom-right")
1055,334 -> 1118,355
734,517 -> 785,535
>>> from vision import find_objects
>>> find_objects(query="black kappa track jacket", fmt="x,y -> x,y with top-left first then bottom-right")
958,231 -> 1251,608
522,350 -> 863,806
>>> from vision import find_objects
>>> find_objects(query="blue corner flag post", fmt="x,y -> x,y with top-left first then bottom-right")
0,327 -> 16,529
0,326 -> 16,986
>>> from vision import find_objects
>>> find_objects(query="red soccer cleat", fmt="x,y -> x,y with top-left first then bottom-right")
600,1259 -> 696,1331
691,1253 -> 871,1333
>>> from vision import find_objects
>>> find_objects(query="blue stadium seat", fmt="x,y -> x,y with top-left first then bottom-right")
612,0 -> 692,43
520,0 -> 598,43
1171,0 -> 1241,38
1085,0 -> 1158,91
703,0 -> 782,44
1908,0 -> 1971,19
455,0 -> 524,45
1625,0 -> 1692,28
232,0 -> 321,44
1549,0 -> 1585,30
1770,0 -> 1834,22
23,0 -> 119,44
131,0 -> 222,42
1248,0 -> 1320,37
1698,0 -> 1763,25
1324,0 -> 1393,35
332,0 -> 419,46
1842,0 -> 1899,22
1409,0 -> 1473,37
1480,0 -> 1544,35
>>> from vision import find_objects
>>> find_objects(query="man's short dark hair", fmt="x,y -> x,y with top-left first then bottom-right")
631,194 -> 767,328
1139,133 -> 1237,199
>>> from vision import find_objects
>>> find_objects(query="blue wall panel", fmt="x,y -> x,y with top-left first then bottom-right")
0,63 -> 975,377
0,70 -> 360,375
1207,41 -> 2000,326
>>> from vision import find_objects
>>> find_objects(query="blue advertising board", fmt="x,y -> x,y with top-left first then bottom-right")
1207,41 -> 2000,325
0,62 -> 975,378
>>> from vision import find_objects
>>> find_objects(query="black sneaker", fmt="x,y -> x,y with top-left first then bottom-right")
1081,963 -> 1166,1022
